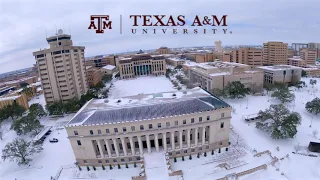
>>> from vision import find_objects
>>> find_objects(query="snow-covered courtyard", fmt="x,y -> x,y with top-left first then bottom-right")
2,77 -> 320,180
108,76 -> 175,98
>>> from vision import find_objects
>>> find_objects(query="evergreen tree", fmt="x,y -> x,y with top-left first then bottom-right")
271,86 -> 295,104
87,166 -> 90,171
218,149 -> 221,153
224,81 -> 250,99
134,162 -> 137,167
126,163 -> 129,168
182,156 -> 185,161
1,138 -> 43,165
78,166 -> 82,171
294,81 -> 305,90
110,164 -> 113,170
310,79 -> 317,88
197,153 -> 200,158
189,154 -> 192,160
301,70 -> 307,77
204,152 -> 207,157
256,104 -> 301,139
11,113 -> 43,135
102,165 -> 105,170
226,148 -> 228,151
211,150 -> 214,155
29,103 -> 47,118
174,157 -> 177,162
118,164 -> 121,169
93,166 -> 96,171
306,98 -> 320,115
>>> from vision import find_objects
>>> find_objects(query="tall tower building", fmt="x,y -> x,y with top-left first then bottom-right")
229,47 -> 263,66
214,40 -> 222,52
300,48 -> 317,65
263,42 -> 288,65
33,31 -> 88,104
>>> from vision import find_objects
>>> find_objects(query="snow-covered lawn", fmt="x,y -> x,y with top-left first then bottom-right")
28,93 -> 46,109
222,77 -> 320,180
108,76 -> 175,98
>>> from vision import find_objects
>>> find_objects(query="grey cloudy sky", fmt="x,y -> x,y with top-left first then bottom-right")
0,0 -> 320,73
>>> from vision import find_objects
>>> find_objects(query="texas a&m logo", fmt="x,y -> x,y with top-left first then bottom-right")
88,15 -> 112,33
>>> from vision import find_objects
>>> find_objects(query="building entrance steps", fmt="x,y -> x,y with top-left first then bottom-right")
143,151 -> 169,180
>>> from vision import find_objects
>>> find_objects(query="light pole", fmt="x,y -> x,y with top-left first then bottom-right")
246,96 -> 248,109
310,114 -> 314,128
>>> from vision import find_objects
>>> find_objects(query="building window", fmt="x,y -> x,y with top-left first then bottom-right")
140,125 -> 144,130
220,142 -> 223,145
129,158 -> 132,161
89,130 -> 93,135
137,157 -> 141,160
105,160 -> 109,163
175,121 -> 178,126
184,150 -> 187,153
221,122 -> 224,128
97,129 -> 101,134
191,149 -> 195,152
98,160 -> 102,163
183,120 -> 186,124
114,128 -> 118,133
176,151 -> 180,155
83,160 -> 87,163
166,122 -> 170,127
131,126 -> 135,131
123,127 -> 127,132
113,159 -> 117,162
199,117 -> 202,122
221,113 -> 225,118
106,129 -> 110,133
157,123 -> 161,128
149,124 -> 153,129
77,140 -> 81,146
74,131 -> 78,135
191,118 -> 194,123
207,116 -> 210,120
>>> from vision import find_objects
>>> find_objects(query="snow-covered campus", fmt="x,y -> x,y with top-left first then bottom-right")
1,2 -> 320,179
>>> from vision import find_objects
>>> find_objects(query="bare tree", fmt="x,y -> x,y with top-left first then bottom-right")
312,129 -> 318,138
294,144 -> 302,153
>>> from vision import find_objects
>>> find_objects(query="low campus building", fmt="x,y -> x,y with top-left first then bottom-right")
118,53 -> 166,79
65,88 -> 231,166
101,65 -> 117,75
166,58 -> 185,67
189,61 -> 264,93
85,55 -> 116,67
256,65 -> 302,85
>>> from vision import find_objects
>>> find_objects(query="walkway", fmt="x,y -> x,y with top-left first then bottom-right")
144,151 -> 169,180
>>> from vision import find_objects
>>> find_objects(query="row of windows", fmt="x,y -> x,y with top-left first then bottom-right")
74,114 -> 226,136
83,156 -> 141,164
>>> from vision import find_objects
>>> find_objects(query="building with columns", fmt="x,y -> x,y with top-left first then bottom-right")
118,53 -> 166,79
66,88 -> 231,166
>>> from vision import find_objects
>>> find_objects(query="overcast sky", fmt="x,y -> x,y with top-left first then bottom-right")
0,0 -> 320,73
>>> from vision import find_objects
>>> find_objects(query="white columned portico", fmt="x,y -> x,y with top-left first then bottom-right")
105,139 -> 112,157
163,133 -> 167,151
129,136 -> 135,155
146,135 -> 151,153
171,132 -> 175,150
195,127 -> 198,146
202,127 -> 206,144
155,134 -> 159,152
112,138 -> 119,157
179,131 -> 183,149
187,129 -> 191,148
121,137 -> 127,156
138,136 -> 143,155
97,139 -> 104,157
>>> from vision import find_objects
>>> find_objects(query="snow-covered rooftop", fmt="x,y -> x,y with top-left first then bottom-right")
67,88 -> 230,126
0,95 -> 21,101
102,64 -> 116,70
167,57 -> 185,62
257,65 -> 302,71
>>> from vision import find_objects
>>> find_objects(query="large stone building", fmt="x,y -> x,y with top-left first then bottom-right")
224,48 -> 263,66
189,61 -> 264,93
292,43 -> 308,56
33,33 -> 88,104
214,40 -> 222,52
256,65 -> 302,85
86,66 -> 102,87
0,94 -> 29,110
166,58 -> 186,67
156,47 -> 170,54
85,55 -> 116,68
66,88 -> 231,166
300,48 -> 317,65
263,42 -> 288,65
118,53 -> 166,79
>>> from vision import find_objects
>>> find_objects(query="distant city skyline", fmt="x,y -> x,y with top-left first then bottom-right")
1,0 -> 320,73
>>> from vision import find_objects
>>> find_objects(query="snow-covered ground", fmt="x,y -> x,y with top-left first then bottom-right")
2,77 -> 320,180
108,76 -> 176,98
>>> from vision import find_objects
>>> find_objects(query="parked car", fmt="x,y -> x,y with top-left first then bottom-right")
48,130 -> 52,133
49,138 -> 58,143
45,132 -> 51,136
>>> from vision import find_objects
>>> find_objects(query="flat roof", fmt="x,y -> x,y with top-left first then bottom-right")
102,65 -> 116,70
257,65 -> 302,71
66,88 -> 230,126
